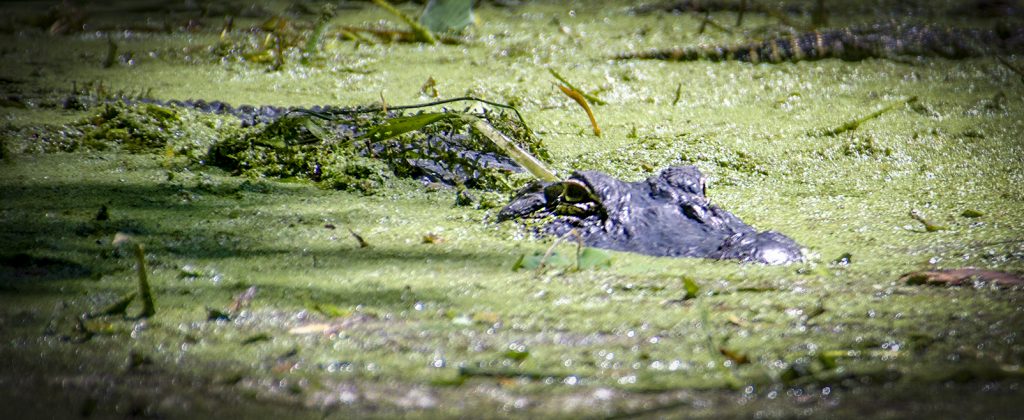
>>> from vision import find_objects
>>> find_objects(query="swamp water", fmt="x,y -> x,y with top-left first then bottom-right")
1,0 -> 1023,417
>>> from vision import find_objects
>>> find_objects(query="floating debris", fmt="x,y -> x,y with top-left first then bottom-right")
900,269 -> 1024,288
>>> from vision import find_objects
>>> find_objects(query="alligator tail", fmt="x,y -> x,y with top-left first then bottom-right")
617,25 -> 1024,63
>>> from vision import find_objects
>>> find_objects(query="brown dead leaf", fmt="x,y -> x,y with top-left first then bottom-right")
900,269 -> 1024,288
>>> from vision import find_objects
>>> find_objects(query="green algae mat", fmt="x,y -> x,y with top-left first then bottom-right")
2,0 -> 1023,418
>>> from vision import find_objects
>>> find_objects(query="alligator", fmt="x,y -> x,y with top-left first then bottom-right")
85,99 -> 803,264
616,24 -> 1024,63
630,0 -> 806,16
80,97 -> 538,191
498,166 -> 803,264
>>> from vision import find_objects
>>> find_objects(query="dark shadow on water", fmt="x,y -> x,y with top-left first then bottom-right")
0,174 -> 507,310
0,253 -> 92,283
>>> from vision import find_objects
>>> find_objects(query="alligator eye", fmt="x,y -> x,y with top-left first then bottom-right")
561,179 -> 592,203
543,183 -> 566,202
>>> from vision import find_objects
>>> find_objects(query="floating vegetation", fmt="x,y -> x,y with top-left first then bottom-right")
69,97 -> 550,194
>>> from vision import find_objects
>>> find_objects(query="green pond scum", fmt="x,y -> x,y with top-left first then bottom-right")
1,0 -> 1023,418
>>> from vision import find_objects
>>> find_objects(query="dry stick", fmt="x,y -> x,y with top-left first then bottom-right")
348,228 -> 370,248
820,96 -> 917,136
371,0 -> 436,44
557,84 -> 601,137
132,243 -> 156,318
547,68 -> 607,105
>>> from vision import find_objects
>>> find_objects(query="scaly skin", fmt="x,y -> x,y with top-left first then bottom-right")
617,24 -> 1024,63
499,166 -> 804,264
99,97 -> 531,189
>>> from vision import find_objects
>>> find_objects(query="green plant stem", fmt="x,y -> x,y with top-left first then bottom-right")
547,68 -> 607,105
468,117 -> 559,182
133,243 -> 156,318
372,0 -> 437,44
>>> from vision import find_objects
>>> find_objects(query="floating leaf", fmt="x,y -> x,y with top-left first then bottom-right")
577,247 -> 611,269
420,0 -> 474,33
682,277 -> 700,300
512,250 -> 570,271
360,112 -> 451,142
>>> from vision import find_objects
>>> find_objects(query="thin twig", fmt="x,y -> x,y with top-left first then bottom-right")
818,96 -> 917,136
548,68 -> 607,105
557,84 -> 601,137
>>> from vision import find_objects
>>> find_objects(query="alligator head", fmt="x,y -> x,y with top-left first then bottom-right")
498,166 -> 803,265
